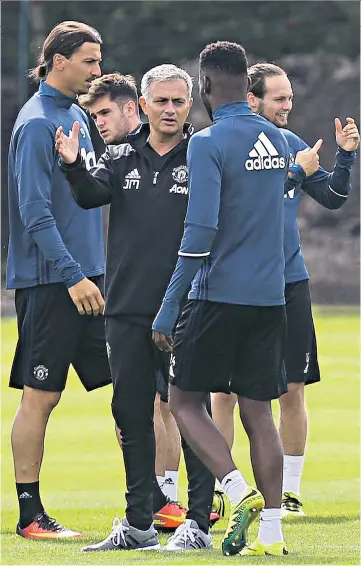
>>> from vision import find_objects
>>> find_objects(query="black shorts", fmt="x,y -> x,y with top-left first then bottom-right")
170,300 -> 287,402
105,316 -> 170,406
9,277 -> 111,392
284,279 -> 320,385
156,372 -> 169,403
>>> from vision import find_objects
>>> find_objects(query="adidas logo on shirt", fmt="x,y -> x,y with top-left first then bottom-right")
123,168 -> 141,190
125,168 -> 141,180
245,132 -> 286,171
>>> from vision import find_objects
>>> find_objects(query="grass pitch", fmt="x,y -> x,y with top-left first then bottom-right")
1,307 -> 359,565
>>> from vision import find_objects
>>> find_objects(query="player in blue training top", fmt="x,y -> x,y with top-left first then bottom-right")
211,63 -> 359,524
6,21 -> 111,540
152,41 -> 290,557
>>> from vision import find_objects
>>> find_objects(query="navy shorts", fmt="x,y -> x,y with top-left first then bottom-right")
170,300 -> 287,401
284,279 -> 320,385
9,276 -> 111,392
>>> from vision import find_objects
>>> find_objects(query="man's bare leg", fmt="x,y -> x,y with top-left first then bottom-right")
170,385 -> 284,551
12,386 -> 61,527
279,382 -> 307,498
169,386 -> 240,483
154,393 -> 167,487
160,398 -> 180,500
211,392 -> 237,449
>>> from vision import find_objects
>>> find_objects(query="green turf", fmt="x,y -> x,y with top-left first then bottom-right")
1,308 -> 360,565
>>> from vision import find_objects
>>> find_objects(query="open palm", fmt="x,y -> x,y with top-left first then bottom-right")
55,121 -> 80,164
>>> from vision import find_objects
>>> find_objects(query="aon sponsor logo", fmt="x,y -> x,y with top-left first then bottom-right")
80,147 -> 96,170
169,184 -> 188,195
245,132 -> 286,171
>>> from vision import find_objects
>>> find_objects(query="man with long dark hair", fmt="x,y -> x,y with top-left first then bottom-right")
7,21 -> 111,539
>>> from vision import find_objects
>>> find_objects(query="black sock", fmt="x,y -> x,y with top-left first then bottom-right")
152,479 -> 168,514
16,481 -> 44,528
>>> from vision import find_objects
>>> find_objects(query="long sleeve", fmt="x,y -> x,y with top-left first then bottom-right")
152,133 -> 223,336
60,148 -> 114,209
15,118 -> 84,288
286,142 -> 356,209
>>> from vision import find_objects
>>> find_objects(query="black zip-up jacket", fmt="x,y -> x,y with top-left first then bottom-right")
60,123 -> 192,322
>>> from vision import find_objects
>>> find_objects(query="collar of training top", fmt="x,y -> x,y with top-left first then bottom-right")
125,122 -> 194,148
213,101 -> 253,122
38,81 -> 75,109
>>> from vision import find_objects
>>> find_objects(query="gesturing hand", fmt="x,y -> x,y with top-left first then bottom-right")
335,117 -> 360,152
55,121 -> 80,164
294,138 -> 323,177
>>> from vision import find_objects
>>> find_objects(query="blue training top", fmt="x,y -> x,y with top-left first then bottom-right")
153,101 -> 289,336
282,128 -> 356,284
6,81 -> 105,290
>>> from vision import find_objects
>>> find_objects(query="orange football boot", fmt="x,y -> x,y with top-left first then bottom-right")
16,512 -> 83,539
153,501 -> 187,530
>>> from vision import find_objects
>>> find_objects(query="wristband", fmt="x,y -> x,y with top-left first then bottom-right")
289,163 -> 307,181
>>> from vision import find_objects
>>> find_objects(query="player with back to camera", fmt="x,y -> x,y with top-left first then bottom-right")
152,41 -> 292,557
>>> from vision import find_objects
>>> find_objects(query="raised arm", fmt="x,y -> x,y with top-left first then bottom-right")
286,118 -> 359,208
57,120 -> 113,208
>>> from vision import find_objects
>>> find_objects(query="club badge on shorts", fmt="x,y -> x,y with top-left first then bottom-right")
33,365 -> 49,381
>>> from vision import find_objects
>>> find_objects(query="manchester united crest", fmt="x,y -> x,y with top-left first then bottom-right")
172,165 -> 188,184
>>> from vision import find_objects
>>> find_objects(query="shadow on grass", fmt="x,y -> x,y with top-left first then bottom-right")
0,529 -> 85,542
210,514 -> 359,535
3,515 -> 358,538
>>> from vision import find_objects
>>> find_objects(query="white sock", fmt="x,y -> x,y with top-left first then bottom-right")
220,469 -> 248,505
282,455 -> 304,496
156,475 -> 165,489
258,508 -> 283,545
162,470 -> 178,501
215,478 -> 222,490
